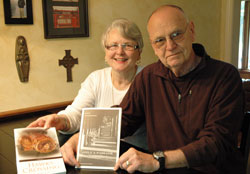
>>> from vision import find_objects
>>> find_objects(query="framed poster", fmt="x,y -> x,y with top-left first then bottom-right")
3,0 -> 33,24
42,0 -> 89,39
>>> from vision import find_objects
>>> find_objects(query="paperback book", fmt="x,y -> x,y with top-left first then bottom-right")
14,127 -> 66,174
76,108 -> 122,170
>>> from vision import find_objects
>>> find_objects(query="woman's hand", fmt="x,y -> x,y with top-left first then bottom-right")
27,114 -> 69,131
60,133 -> 80,167
114,147 -> 159,173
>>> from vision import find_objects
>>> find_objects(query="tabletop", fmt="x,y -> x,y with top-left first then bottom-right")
65,166 -> 204,174
64,141 -> 204,174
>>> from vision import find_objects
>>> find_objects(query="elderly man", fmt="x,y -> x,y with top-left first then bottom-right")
114,4 -> 244,174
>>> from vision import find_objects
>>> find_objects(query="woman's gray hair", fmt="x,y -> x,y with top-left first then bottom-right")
101,18 -> 144,52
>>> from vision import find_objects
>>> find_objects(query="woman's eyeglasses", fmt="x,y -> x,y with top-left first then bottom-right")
105,43 -> 139,51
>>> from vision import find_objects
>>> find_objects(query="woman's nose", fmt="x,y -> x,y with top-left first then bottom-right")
116,45 -> 125,54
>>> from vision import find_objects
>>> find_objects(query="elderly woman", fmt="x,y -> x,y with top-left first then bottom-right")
28,18 -> 147,166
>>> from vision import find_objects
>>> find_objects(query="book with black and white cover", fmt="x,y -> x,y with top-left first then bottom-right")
14,127 -> 66,174
76,108 -> 122,170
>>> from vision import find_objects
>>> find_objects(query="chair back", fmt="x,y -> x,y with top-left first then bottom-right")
240,80 -> 250,169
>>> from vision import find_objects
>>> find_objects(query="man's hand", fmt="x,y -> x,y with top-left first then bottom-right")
60,133 -> 80,167
114,148 -> 159,173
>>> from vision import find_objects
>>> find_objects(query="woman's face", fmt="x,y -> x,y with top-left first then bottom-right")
104,29 -> 141,73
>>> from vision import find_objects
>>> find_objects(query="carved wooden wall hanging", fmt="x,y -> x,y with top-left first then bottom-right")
15,36 -> 30,82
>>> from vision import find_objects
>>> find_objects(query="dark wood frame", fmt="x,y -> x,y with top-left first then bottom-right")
42,0 -> 89,39
3,0 -> 33,24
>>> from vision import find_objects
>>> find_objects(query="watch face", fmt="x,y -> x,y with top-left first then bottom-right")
156,151 -> 165,157
153,151 -> 164,159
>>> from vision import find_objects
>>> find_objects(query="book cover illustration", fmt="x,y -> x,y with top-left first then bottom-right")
14,127 -> 66,174
76,108 -> 122,170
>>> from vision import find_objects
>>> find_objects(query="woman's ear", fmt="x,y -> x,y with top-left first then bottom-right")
138,49 -> 142,56
136,56 -> 141,65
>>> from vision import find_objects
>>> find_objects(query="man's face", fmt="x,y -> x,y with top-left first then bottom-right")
147,7 -> 195,71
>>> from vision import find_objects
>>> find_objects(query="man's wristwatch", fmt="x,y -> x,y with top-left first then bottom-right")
153,151 -> 165,172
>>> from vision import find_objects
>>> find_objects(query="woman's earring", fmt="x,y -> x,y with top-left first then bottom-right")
136,59 -> 141,65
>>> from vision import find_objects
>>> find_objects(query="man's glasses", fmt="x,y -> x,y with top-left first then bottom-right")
152,23 -> 189,49
105,43 -> 139,51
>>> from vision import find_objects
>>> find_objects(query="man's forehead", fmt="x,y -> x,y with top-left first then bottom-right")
148,12 -> 186,35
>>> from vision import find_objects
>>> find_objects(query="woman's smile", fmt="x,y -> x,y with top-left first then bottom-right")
113,57 -> 128,62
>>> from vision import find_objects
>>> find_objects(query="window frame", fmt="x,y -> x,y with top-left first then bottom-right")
239,0 -> 250,79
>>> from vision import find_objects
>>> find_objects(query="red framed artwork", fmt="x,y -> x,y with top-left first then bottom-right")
42,0 -> 89,39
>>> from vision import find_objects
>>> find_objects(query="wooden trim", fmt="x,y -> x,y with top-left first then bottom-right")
0,101 -> 72,118
239,69 -> 250,79
242,1 -> 250,69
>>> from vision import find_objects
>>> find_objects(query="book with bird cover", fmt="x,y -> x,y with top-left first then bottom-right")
76,108 -> 122,170
14,127 -> 66,174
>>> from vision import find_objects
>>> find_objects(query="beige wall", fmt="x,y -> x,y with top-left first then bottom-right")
0,0 -> 224,114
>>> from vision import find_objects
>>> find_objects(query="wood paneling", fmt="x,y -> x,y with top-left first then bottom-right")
0,101 -> 72,118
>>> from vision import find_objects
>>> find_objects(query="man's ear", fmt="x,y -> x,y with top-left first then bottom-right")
189,21 -> 195,42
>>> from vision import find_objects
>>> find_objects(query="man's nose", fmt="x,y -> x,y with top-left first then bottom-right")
165,38 -> 177,50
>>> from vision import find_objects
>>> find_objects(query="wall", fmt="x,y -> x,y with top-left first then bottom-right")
0,0 -> 222,114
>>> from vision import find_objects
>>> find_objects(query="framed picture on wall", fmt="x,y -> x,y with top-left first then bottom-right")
3,0 -> 33,24
42,0 -> 89,39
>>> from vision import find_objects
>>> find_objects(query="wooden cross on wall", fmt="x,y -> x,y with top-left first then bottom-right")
59,50 -> 78,82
